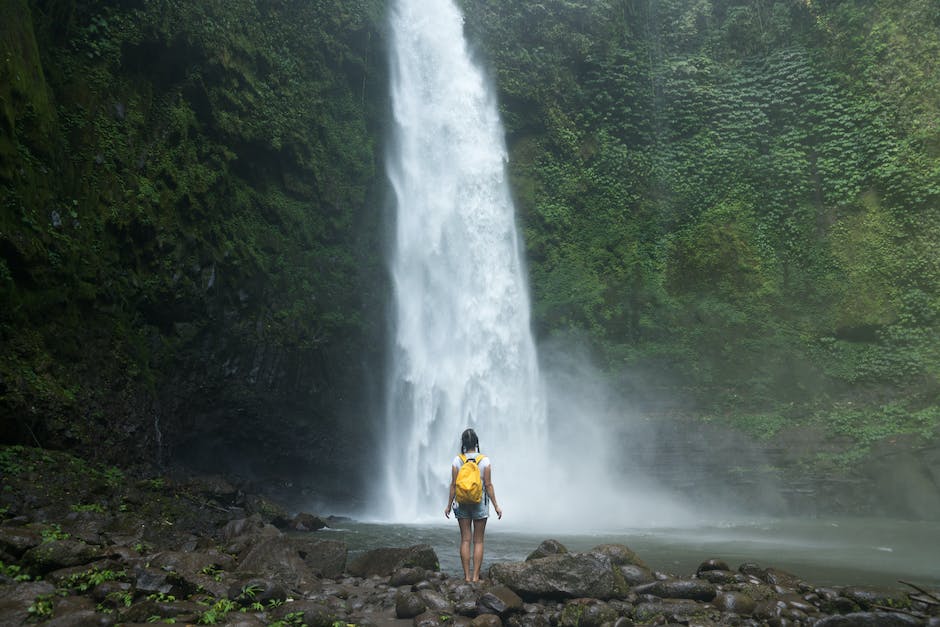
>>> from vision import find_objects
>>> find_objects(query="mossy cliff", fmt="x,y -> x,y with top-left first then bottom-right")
0,0 -> 387,499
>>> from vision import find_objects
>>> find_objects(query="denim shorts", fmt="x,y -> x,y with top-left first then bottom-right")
454,493 -> 489,520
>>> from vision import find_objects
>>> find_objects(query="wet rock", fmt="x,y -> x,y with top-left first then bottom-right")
237,535 -> 345,584
507,613 -> 552,627
420,588 -> 453,612
397,590 -> 428,618
488,552 -> 626,600
267,599 -> 341,625
0,581 -> 55,625
472,614 -> 503,627
119,599 -> 203,623
22,538 -> 101,573
283,512 -> 327,532
456,598 -> 479,617
132,565 -> 180,596
559,598 -> 618,627
227,576 -> 289,603
760,567 -> 802,588
713,591 -> 757,615
46,607 -> 114,627
590,544 -> 648,569
477,584 -> 524,616
347,544 -> 440,577
738,562 -> 763,577
149,549 -> 235,579
841,586 -> 912,611
632,599 -> 705,623
0,526 -> 42,556
188,475 -> 239,504
813,612 -> 924,626
619,563 -> 656,586
696,559 -> 731,574
415,610 -> 453,627
292,536 -> 347,578
697,569 -> 738,585
633,578 -> 716,601
526,540 -> 568,561
391,566 -> 429,587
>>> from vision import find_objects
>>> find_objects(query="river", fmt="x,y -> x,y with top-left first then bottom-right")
320,517 -> 940,589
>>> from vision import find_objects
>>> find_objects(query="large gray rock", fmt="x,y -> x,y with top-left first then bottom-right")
559,599 -> 618,627
0,581 -> 55,625
395,590 -> 427,618
22,539 -> 101,573
526,540 -> 568,561
488,552 -> 628,601
237,536 -> 346,584
346,544 -> 439,577
633,578 -> 716,601
477,585 -> 524,617
0,526 -> 42,556
841,586 -> 912,610
814,612 -> 924,627
589,544 -> 648,570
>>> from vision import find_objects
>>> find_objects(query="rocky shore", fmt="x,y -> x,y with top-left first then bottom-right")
1,445 -> 938,626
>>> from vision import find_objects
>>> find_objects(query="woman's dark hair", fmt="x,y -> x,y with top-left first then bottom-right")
461,428 -> 479,454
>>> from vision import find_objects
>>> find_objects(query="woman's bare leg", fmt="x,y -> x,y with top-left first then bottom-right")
471,518 -> 488,582
458,518 -> 473,581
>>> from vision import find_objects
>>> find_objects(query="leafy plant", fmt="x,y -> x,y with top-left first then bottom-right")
41,524 -> 70,543
28,594 -> 54,621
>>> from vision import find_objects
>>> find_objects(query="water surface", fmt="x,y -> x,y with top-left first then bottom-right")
323,518 -> 940,589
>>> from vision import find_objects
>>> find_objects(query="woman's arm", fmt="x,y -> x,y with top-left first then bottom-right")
444,464 -> 458,518
483,465 -> 502,519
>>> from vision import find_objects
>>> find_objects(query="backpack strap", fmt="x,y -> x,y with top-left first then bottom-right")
459,453 -> 468,465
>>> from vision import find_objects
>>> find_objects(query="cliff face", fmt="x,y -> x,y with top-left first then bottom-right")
0,0 -> 388,502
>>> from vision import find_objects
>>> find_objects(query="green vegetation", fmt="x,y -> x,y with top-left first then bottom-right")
0,0 -> 386,477
460,0 -> 940,471
1,0 -> 938,502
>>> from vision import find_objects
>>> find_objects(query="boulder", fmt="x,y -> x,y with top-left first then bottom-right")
347,544 -> 439,577
477,584 -> 524,616
841,586 -> 912,611
0,526 -> 42,556
618,563 -> 656,586
695,559 -> 730,574
396,590 -> 427,618
632,599 -> 706,623
526,540 -> 568,561
633,578 -> 716,601
415,610 -> 454,627
590,544 -> 648,569
712,591 -> 756,615
270,600 -> 344,626
22,539 -> 101,573
559,599 -> 618,627
813,612 -> 924,627
391,566 -> 429,587
237,536 -> 346,584
419,589 -> 453,612
0,581 -> 55,625
488,552 -> 628,601
282,512 -> 327,532
471,614 -> 503,627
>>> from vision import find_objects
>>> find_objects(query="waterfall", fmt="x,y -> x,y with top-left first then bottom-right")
384,0 -> 547,523
383,0 -> 691,529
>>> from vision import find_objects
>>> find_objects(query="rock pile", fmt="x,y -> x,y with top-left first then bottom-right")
1,446 -> 938,625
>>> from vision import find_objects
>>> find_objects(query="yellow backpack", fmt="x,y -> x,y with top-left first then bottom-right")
455,454 -> 486,505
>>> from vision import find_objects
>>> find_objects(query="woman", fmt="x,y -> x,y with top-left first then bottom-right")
444,428 -> 503,582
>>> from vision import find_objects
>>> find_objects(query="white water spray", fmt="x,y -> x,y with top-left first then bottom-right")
384,0 -> 690,529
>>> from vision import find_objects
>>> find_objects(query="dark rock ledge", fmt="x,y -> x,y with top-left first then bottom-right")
1,446 -> 939,626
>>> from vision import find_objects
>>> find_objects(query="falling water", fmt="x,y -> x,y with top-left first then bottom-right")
383,0 -> 691,529
384,0 -> 546,523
